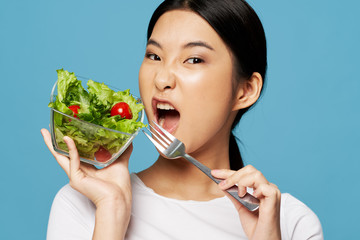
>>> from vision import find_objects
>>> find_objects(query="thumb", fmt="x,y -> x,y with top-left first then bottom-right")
113,143 -> 133,168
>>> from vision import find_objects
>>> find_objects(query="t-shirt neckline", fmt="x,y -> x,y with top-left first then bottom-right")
131,173 -> 229,205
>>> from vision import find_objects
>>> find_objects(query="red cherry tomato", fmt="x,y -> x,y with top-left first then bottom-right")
94,146 -> 112,162
68,105 -> 80,118
111,102 -> 132,119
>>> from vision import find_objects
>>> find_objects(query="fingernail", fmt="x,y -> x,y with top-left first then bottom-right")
211,169 -> 220,175
252,190 -> 258,197
238,189 -> 245,197
219,180 -> 226,187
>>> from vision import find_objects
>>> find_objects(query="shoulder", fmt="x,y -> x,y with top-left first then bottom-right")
47,184 -> 95,240
53,184 -> 92,205
280,193 -> 323,240
51,184 -> 96,219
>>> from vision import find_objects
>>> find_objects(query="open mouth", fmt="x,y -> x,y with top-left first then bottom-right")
154,101 -> 180,132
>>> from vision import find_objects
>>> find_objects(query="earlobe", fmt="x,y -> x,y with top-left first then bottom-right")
232,72 -> 263,111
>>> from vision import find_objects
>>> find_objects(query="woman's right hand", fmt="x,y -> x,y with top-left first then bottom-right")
41,128 -> 132,239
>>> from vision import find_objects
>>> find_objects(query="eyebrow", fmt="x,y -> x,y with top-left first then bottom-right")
147,39 -> 214,51
147,39 -> 162,49
183,41 -> 214,51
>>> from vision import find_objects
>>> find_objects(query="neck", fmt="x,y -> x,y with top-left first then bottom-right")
137,134 -> 231,201
138,156 -> 225,201
138,118 -> 235,201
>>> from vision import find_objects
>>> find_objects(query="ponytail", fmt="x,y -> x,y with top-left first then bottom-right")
229,132 -> 244,170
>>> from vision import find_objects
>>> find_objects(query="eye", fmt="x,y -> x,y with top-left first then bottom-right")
146,53 -> 161,61
185,57 -> 204,64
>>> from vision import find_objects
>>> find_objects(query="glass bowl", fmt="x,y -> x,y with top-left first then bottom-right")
49,79 -> 144,167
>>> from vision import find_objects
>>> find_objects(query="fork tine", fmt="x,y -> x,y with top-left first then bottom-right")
142,130 -> 166,152
152,120 -> 176,141
149,124 -> 171,145
147,127 -> 169,148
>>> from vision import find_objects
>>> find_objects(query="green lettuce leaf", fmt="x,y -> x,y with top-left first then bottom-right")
49,69 -> 145,159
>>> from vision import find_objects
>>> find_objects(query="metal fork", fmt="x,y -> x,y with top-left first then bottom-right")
142,120 -> 259,211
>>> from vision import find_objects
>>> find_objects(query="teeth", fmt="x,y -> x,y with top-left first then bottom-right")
157,103 -> 175,110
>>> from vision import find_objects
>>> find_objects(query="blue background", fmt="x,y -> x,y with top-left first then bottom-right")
0,0 -> 359,239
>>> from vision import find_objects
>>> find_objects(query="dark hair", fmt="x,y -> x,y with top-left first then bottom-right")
147,0 -> 267,170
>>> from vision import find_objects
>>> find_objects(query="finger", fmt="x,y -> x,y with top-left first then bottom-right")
41,128 -> 70,175
253,183 -> 281,200
120,143 -> 133,166
212,169 -> 247,196
41,128 -> 64,158
212,169 -> 247,197
218,166 -> 268,193
211,169 -> 235,179
63,136 -> 81,178
213,165 -> 256,185
103,144 -> 133,184
234,170 -> 268,190
111,143 -> 133,168
252,183 -> 281,220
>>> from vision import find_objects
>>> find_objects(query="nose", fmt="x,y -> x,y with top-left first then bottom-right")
154,67 -> 176,91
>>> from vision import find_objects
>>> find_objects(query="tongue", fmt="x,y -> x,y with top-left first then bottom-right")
159,110 -> 180,131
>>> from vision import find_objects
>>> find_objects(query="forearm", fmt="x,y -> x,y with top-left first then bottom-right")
93,201 -> 131,240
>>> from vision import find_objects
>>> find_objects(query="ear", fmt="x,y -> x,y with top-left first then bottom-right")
232,72 -> 263,111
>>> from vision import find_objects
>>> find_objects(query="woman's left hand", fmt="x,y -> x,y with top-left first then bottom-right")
211,165 -> 281,240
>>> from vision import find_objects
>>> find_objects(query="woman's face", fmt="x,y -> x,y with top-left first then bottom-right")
139,10 -> 239,154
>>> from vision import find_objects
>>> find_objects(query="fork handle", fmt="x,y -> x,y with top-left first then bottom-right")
183,153 -> 259,211
224,186 -> 260,211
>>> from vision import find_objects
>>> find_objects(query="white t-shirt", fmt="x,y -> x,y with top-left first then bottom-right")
47,174 -> 323,239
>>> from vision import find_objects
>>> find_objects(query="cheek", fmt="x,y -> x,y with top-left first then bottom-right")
139,63 -> 153,116
179,75 -> 234,150
184,71 -> 234,119
138,63 -> 147,97
185,87 -> 233,128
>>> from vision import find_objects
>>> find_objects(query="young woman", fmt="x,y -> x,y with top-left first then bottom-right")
42,0 -> 323,239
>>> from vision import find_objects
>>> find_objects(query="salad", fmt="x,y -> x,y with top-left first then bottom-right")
49,69 -> 145,163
